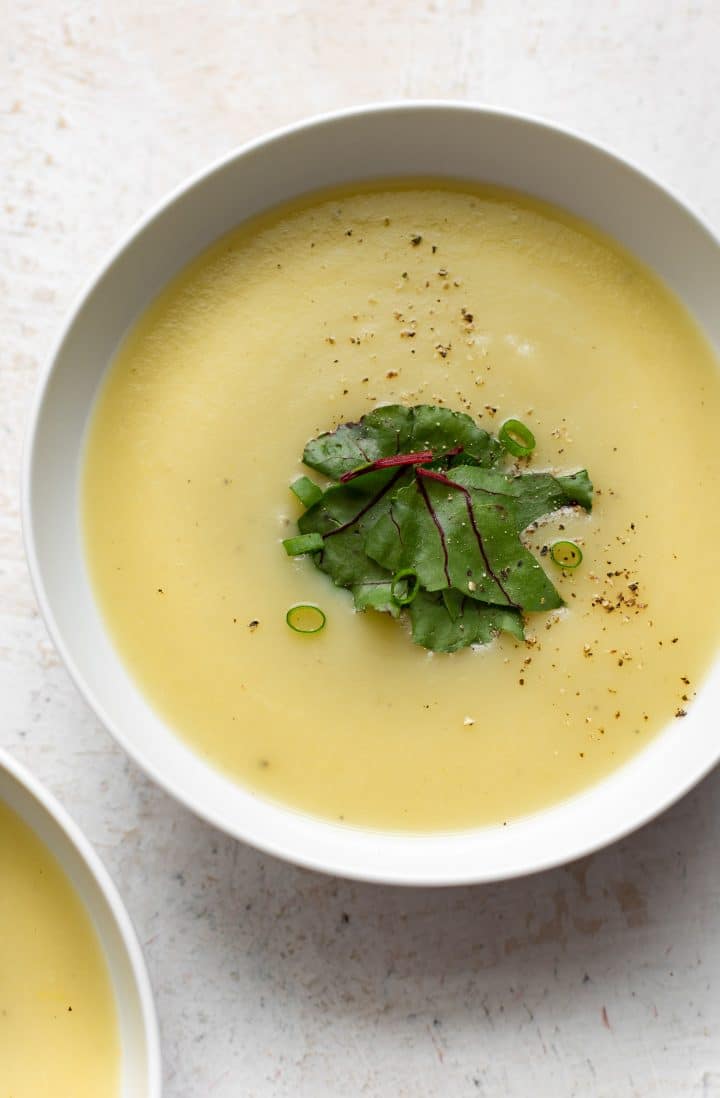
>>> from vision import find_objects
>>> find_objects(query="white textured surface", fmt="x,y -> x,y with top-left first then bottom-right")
3,3 -> 720,1095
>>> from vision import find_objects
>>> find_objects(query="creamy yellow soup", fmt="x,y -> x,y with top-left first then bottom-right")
84,183 -> 720,830
0,801 -> 119,1096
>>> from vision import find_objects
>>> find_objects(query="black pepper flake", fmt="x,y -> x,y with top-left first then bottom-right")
675,708 -> 687,718
410,234 -> 423,246
248,620 -> 260,631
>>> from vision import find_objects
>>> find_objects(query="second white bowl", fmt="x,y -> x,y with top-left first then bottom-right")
0,748 -> 161,1095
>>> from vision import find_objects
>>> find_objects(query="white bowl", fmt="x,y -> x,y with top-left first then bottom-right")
0,748 -> 161,1093
23,102 -> 720,885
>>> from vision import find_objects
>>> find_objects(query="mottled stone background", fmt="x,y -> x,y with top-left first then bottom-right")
3,2 -> 720,1094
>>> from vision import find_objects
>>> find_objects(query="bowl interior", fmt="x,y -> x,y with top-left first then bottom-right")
0,751 -> 160,1095
24,104 -> 720,884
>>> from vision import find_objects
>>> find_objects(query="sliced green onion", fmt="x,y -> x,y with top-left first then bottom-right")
290,476 -> 323,508
391,568 -> 420,606
286,603 -> 326,634
499,418 -> 536,458
550,540 -> 583,569
282,532 -> 324,556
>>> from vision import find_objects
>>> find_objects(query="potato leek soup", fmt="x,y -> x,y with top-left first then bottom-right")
1,802 -> 119,1096
83,184 -> 720,831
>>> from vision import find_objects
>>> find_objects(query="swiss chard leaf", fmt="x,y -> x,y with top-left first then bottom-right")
365,467 -> 564,611
507,469 -> 593,531
297,467 -> 409,617
409,591 -> 525,653
303,404 -> 502,480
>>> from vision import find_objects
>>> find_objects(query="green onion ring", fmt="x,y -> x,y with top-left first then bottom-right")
290,476 -> 323,508
283,532 -> 324,556
550,540 -> 583,569
391,568 -> 420,606
286,604 -> 326,634
499,418 -> 536,458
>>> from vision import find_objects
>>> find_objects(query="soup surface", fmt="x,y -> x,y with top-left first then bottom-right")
0,801 -> 119,1096
84,183 -> 720,830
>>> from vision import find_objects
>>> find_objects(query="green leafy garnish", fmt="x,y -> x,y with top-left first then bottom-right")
303,404 -> 501,479
409,590 -> 525,653
285,405 -> 592,652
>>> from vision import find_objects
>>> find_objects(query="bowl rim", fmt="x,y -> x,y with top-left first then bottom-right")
21,99 -> 720,886
0,746 -> 162,1091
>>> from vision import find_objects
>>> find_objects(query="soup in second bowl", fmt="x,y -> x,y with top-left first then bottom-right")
0,800 -> 120,1097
